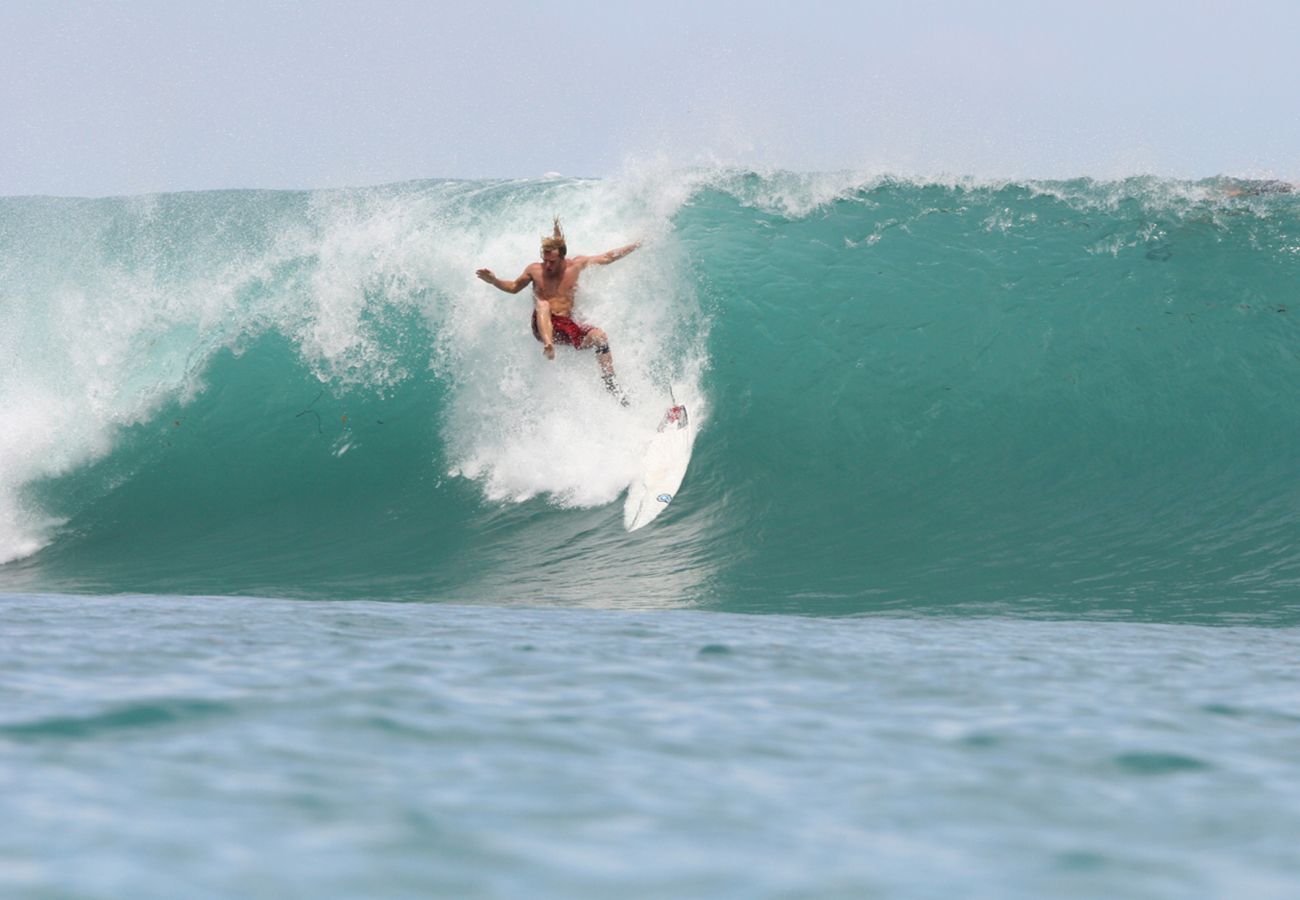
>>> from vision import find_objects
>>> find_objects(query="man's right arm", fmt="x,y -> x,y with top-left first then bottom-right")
476,267 -> 533,293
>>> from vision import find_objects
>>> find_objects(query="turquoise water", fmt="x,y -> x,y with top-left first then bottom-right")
2,171 -> 1299,895
2,172 -> 1297,615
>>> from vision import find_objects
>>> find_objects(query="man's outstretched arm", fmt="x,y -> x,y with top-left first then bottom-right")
586,241 -> 641,266
476,267 -> 533,293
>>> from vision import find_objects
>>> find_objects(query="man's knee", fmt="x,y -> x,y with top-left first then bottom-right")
535,299 -> 552,315
588,328 -> 607,345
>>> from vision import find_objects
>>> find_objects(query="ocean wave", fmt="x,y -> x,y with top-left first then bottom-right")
2,170 -> 1297,619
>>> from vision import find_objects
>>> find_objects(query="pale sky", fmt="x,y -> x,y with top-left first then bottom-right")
2,0 -> 1297,196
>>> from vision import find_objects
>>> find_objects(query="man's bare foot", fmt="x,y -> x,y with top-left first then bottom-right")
543,344 -> 555,360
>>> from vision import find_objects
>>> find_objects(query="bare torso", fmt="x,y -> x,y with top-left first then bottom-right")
524,257 -> 589,318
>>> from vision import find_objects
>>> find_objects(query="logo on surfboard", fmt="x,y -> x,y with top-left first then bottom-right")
656,493 -> 673,504
658,405 -> 688,432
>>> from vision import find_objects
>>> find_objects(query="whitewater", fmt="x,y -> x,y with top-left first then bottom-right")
2,168 -> 1299,898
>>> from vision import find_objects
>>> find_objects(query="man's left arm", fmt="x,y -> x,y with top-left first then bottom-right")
588,241 -> 641,266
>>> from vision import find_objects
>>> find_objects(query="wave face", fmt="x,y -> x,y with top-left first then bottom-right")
2,172 -> 1298,620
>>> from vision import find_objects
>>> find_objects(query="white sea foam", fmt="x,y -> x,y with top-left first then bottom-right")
427,172 -> 709,510
0,172 -> 714,560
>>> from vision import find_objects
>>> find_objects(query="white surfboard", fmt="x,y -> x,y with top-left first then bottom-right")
623,403 -> 694,531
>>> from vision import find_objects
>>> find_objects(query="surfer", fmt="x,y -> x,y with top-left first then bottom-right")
477,218 -> 640,403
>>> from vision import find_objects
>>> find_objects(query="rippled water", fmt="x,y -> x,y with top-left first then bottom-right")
4,593 -> 1298,898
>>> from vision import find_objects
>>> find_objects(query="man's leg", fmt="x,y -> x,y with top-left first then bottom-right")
583,328 -> 627,405
534,299 -> 556,359
583,328 -> 615,377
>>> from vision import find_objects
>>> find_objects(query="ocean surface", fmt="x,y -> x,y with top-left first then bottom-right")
2,170 -> 1299,897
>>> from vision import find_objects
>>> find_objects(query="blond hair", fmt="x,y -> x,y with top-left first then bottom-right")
541,217 -> 567,256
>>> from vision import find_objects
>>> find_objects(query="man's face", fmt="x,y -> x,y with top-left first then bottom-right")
541,248 -> 562,271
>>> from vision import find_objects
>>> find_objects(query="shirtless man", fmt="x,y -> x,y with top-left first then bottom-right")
477,219 -> 639,402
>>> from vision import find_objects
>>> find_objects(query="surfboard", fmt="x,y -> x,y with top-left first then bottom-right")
623,403 -> 694,531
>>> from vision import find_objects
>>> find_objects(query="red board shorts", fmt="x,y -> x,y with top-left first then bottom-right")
532,311 -> 592,348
